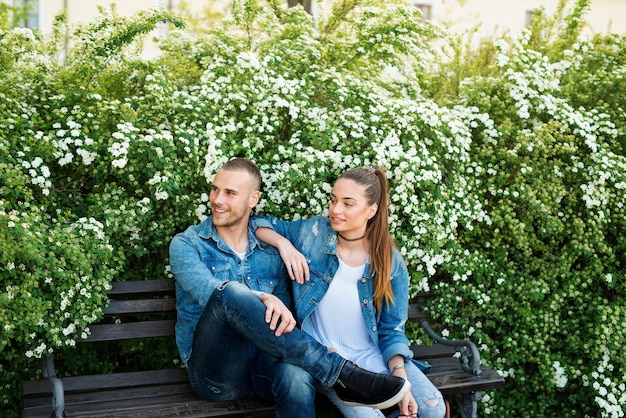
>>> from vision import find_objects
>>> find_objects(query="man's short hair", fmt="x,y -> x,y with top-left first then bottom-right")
221,158 -> 262,191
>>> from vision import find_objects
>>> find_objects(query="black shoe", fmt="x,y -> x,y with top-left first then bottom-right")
332,361 -> 411,409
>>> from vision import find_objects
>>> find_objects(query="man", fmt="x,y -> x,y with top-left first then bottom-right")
169,158 -> 410,417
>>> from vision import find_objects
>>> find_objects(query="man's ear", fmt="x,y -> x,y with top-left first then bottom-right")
249,190 -> 261,208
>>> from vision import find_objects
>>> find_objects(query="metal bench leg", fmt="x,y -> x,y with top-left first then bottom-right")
454,391 -> 481,418
48,377 -> 65,418
43,355 -> 65,418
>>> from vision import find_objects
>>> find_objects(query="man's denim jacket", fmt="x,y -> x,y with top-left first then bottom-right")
169,216 -> 290,366
253,215 -> 419,368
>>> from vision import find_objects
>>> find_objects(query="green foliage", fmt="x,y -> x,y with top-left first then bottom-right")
560,33 -> 626,157
425,1 -> 625,416
0,167 -> 122,414
1,1 -> 624,417
0,7 -> 185,415
0,2 -> 28,31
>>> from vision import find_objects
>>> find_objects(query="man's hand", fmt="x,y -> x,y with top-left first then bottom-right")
275,237 -> 310,284
258,293 -> 297,336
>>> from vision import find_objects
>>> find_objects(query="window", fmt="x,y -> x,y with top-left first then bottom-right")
525,9 -> 536,26
156,0 -> 175,10
154,0 -> 177,35
13,0 -> 39,28
414,3 -> 432,21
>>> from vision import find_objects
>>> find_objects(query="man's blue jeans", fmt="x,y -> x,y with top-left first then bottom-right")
252,350 -> 317,417
187,281 -> 343,417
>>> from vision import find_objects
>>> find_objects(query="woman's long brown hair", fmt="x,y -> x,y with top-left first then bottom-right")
338,166 -> 394,311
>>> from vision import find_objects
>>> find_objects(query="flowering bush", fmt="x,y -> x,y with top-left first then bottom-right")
0,150 -> 121,411
426,2 -> 625,416
1,0 -> 624,417
0,7 -> 184,413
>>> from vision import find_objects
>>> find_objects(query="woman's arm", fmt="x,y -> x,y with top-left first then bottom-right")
256,227 -> 310,284
388,354 -> 418,416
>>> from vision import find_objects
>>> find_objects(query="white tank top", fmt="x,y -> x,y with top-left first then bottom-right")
303,257 -> 387,373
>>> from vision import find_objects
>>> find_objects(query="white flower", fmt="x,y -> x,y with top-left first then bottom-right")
148,172 -> 164,185
553,361 -> 568,388
76,149 -> 96,165
112,158 -> 128,169
58,153 -> 74,166
155,190 -> 169,201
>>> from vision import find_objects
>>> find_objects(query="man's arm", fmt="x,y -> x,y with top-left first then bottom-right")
171,231 -> 297,336
169,232 -> 221,307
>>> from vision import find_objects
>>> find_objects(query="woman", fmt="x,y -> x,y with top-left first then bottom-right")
254,166 -> 446,418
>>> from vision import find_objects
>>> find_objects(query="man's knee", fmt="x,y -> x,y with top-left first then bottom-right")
217,280 -> 242,293
221,280 -> 255,299
213,281 -> 249,307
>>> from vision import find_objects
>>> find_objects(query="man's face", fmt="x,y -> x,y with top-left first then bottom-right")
209,168 -> 260,229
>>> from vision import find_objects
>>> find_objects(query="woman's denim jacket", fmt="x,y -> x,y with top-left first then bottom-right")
253,215 -> 419,368
169,216 -> 290,366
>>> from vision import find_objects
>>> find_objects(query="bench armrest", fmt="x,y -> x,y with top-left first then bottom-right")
419,319 -> 482,376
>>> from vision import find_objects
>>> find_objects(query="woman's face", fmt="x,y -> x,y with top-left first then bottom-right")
328,178 -> 378,236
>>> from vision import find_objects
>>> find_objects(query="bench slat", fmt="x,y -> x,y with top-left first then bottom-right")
104,298 -> 176,316
407,303 -> 431,320
23,382 -> 193,411
24,384 -> 275,418
411,344 -> 457,359
61,395 -> 275,418
23,369 -> 188,397
87,319 -> 175,341
428,365 -> 505,395
109,279 -> 175,297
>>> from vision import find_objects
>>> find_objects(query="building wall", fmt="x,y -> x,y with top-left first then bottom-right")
27,0 -> 163,32
7,0 -> 626,50
413,0 -> 626,41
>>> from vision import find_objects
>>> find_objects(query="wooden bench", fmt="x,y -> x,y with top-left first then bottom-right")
22,279 -> 504,418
